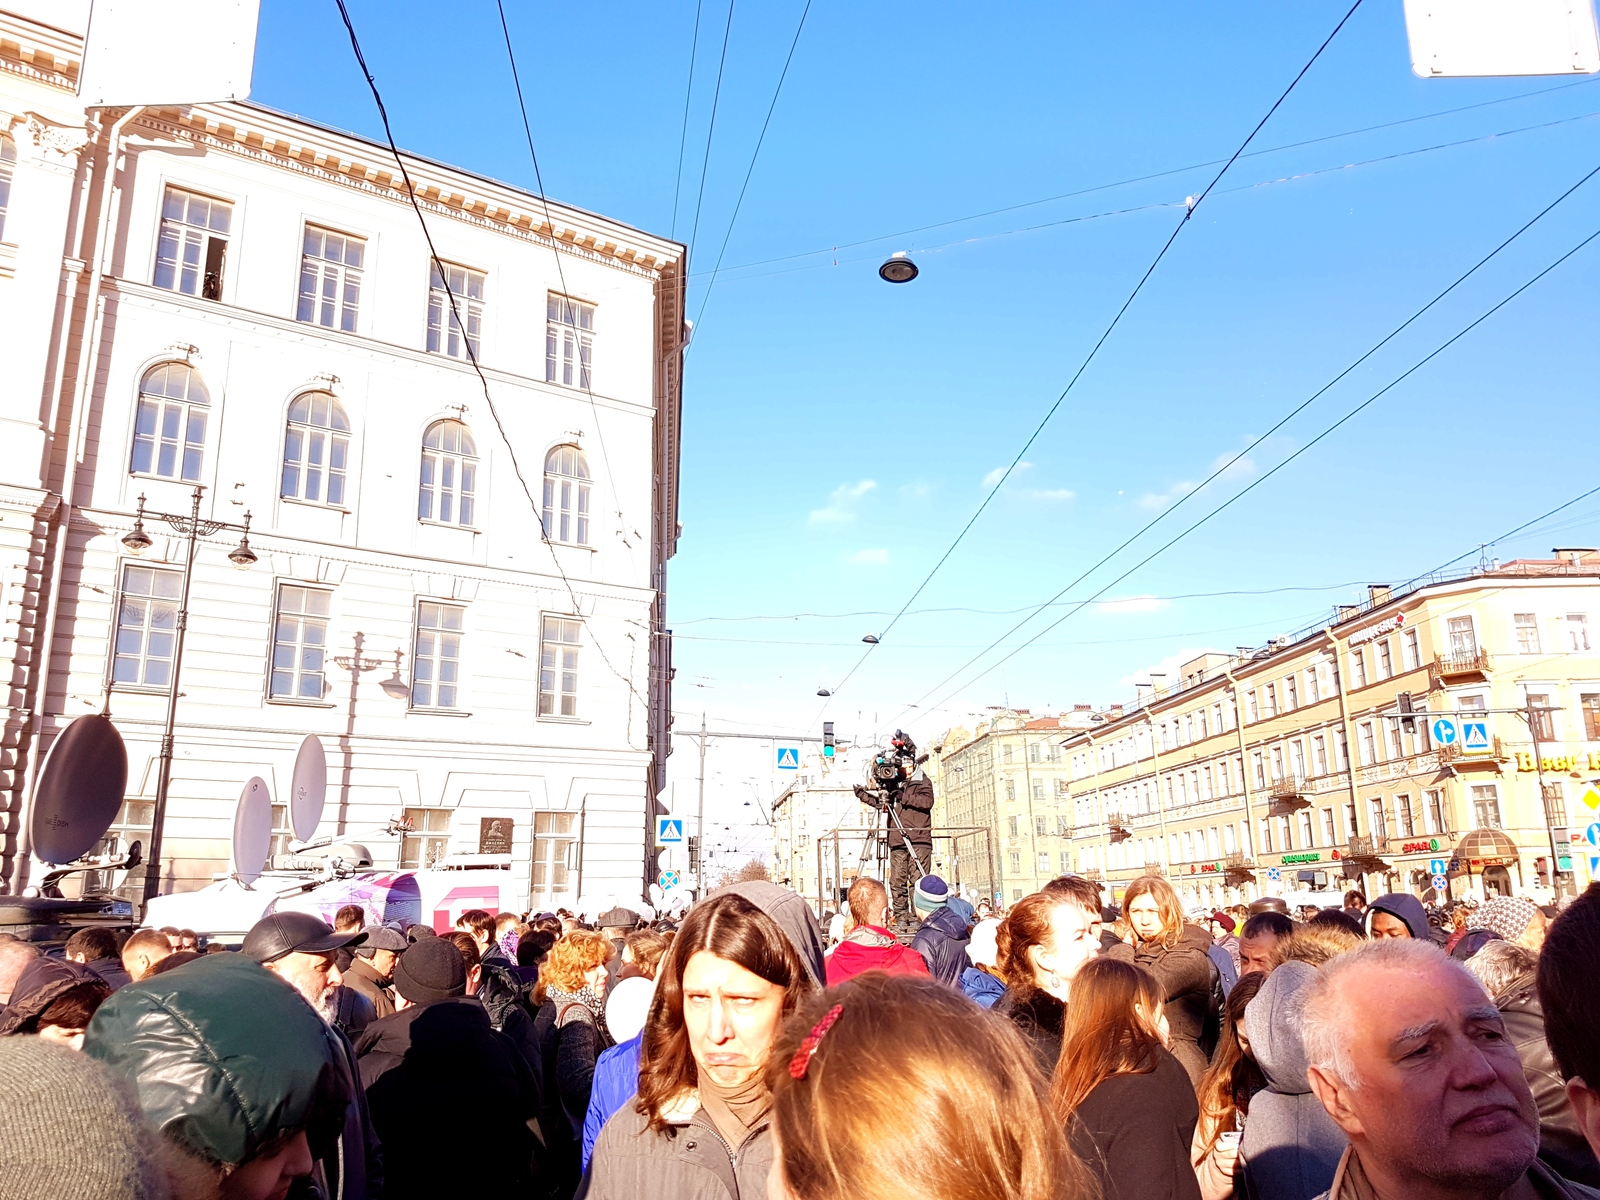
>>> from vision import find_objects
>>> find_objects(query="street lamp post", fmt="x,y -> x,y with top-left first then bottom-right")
122,486 -> 257,906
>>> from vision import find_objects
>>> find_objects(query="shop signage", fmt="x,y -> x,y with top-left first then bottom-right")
1184,861 -> 1224,875
1516,751 -> 1600,773
1401,838 -> 1444,855
1282,852 -> 1321,865
1348,612 -> 1406,646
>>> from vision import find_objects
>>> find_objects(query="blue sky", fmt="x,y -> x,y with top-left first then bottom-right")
255,1 -> 1600,861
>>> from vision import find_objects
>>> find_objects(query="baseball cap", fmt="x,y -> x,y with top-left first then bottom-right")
242,912 -> 366,964
355,925 -> 408,957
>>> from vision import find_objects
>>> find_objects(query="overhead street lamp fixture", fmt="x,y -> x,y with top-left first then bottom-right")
121,486 -> 260,907
878,251 -> 918,284
816,688 -> 832,698
861,634 -> 879,644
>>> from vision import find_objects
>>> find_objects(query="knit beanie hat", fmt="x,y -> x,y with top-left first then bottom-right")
1477,896 -> 1538,942
913,874 -> 950,914
0,1035 -> 167,1200
392,935 -> 467,1004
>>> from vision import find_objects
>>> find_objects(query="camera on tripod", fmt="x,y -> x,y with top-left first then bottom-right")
859,729 -> 926,808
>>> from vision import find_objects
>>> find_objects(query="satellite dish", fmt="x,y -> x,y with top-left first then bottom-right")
30,714 -> 128,865
289,735 -> 327,842
230,777 -> 273,886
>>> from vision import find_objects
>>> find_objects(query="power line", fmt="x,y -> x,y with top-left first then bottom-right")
1408,485 -> 1600,581
332,0 -> 646,712
693,75 -> 1599,279
671,0 -> 707,239
690,0 -> 813,335
911,216 -> 1600,719
686,0 -> 737,267
814,0 -> 1368,717
885,156 -> 1600,721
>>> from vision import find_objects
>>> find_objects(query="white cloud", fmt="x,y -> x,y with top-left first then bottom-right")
900,482 -> 934,499
809,479 -> 877,523
848,548 -> 889,565
1097,594 -> 1165,614
981,462 -> 1031,489
1028,488 -> 1076,502
1138,447 -> 1258,511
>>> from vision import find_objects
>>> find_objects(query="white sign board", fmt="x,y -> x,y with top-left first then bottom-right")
1403,0 -> 1600,77
80,0 -> 260,107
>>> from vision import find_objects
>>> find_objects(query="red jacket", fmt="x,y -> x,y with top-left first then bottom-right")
826,926 -> 931,987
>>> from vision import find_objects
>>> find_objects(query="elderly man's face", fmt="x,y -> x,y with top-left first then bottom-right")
1308,960 -> 1538,1195
266,951 -> 342,1010
370,948 -> 399,980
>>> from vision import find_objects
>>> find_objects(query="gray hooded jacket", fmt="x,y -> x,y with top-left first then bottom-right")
1365,893 -> 1432,942
1239,961 -> 1347,1200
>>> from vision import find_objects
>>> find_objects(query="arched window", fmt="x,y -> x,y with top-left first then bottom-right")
419,419 -> 477,526
542,444 -> 590,545
282,392 -> 350,506
130,362 -> 209,481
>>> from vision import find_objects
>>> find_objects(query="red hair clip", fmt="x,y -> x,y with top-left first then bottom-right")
787,1003 -> 845,1080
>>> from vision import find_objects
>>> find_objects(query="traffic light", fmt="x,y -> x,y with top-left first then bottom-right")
1398,692 -> 1415,733
823,722 -> 835,758
688,835 -> 701,873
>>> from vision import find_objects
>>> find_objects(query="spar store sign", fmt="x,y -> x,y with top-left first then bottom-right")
1348,611 -> 1406,646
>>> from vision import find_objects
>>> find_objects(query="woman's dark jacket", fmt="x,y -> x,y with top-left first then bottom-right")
1107,923 -> 1218,1083
996,987 -> 1066,1076
1068,1046 -> 1203,1200
535,997 -> 614,1199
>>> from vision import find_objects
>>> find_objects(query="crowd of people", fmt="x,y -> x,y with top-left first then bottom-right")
2,872 -> 1599,1200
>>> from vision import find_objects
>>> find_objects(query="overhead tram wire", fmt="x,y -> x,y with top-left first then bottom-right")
686,0 -> 737,268
695,73 -> 1600,280
908,218 -> 1600,719
690,0 -> 813,335
811,0 -> 1368,720
671,0 -> 707,239
495,0 -> 636,553
332,0 -> 646,710
881,157 -> 1600,721
1403,484 -> 1600,582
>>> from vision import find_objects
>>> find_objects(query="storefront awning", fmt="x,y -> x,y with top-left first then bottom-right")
1454,828 -> 1521,863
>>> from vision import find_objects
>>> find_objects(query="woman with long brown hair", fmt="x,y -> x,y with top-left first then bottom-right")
1051,956 -> 1201,1200
1106,874 -> 1218,1083
767,971 -> 1096,1200
994,878 -> 1104,1074
582,882 -> 823,1200
1190,971 -> 1267,1200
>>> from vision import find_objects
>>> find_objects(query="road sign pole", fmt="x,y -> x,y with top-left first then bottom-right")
695,712 -> 706,900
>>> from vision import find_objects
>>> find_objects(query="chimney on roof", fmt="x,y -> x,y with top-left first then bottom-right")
1074,703 -> 1092,712
1109,705 -> 1123,720
1553,547 -> 1600,565
1368,584 -> 1391,606
1149,672 -> 1168,696
1337,605 -> 1359,622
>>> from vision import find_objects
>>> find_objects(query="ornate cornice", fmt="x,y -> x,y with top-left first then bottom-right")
0,16 -> 81,92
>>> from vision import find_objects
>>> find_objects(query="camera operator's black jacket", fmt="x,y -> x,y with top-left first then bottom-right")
886,775 -> 934,848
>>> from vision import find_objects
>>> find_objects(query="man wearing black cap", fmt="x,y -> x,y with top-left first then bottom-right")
354,937 -> 540,1198
244,910 -> 385,1198
346,925 -> 407,1020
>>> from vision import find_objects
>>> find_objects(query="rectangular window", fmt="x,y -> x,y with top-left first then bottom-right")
1388,720 -> 1403,760
1526,692 -> 1555,740
1259,819 -> 1273,855
1425,789 -> 1445,835
1291,739 -> 1306,779
531,811 -> 577,902
1313,734 -> 1328,776
297,226 -> 365,332
1034,815 -> 1046,837
399,807 -> 451,868
1515,613 -> 1541,654
268,802 -> 294,861
1060,851 -> 1072,873
1307,666 -> 1322,703
546,294 -> 595,389
1583,693 -> 1600,740
1183,830 -> 1195,861
1369,798 -> 1386,840
1247,690 -> 1259,722
1402,629 -> 1420,671
1567,614 -> 1591,652
1345,801 -> 1359,841
538,615 -> 581,718
1351,647 -> 1368,688
270,585 -> 330,701
1270,745 -> 1284,781
1038,852 -> 1050,875
412,602 -> 464,709
1286,675 -> 1298,710
1336,729 -> 1350,769
1224,823 -> 1238,853
1008,815 -> 1019,837
1543,783 -> 1569,828
1471,784 -> 1502,829
153,186 -> 230,299
112,565 -> 182,687
1321,807 -> 1336,846
1448,616 -> 1478,657
427,262 -> 484,359
1359,721 -> 1376,766
1377,639 -> 1393,680
1396,793 -> 1414,837
1265,683 -> 1278,717
1003,745 -> 1014,764
0,136 -> 13,241
1009,851 -> 1021,872
1005,779 -> 1016,802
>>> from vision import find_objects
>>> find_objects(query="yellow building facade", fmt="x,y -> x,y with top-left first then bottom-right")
1053,555 -> 1600,910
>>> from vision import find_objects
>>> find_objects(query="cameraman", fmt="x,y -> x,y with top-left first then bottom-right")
857,744 -> 935,931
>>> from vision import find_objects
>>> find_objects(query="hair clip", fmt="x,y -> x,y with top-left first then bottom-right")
788,1003 -> 845,1080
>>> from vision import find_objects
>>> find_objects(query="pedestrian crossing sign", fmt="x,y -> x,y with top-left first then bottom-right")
1461,720 -> 1491,753
655,817 -> 685,847
776,746 -> 800,770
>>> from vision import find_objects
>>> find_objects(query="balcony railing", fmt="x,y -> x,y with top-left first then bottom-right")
1224,851 -> 1254,869
1438,736 -> 1506,766
1267,777 -> 1312,815
1430,650 -> 1491,684
1346,834 -> 1390,860
1142,861 -> 1164,875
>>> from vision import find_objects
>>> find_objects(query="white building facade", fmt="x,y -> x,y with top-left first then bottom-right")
0,6 -> 684,910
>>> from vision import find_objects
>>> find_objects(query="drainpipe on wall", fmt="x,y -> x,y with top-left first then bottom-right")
1223,668 -> 1257,900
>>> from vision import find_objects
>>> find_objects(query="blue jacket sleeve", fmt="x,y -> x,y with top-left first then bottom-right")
582,1036 -> 642,1171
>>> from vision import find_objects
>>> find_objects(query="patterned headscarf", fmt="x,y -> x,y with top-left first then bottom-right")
1476,896 -> 1537,941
